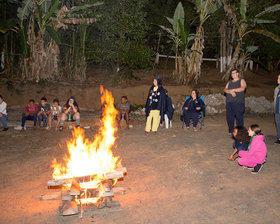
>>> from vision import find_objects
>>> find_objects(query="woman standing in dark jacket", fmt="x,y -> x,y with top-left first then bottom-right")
145,77 -> 166,135
182,90 -> 204,131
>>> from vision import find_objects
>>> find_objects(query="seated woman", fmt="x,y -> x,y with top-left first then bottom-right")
182,90 -> 204,132
228,126 -> 250,161
59,96 -> 80,131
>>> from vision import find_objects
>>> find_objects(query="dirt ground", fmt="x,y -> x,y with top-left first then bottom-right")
0,112 -> 280,224
0,64 -> 279,223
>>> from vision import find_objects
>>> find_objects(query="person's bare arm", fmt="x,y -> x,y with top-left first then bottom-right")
57,106 -> 61,116
224,82 -> 233,94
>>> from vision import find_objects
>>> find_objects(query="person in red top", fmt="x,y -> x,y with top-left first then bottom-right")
21,99 -> 38,130
59,96 -> 80,131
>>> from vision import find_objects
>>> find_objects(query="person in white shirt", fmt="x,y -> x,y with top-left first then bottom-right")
48,98 -> 62,130
0,95 -> 8,131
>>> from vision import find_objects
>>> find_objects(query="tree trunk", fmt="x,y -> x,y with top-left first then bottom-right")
223,40 -> 241,80
188,24 -> 204,83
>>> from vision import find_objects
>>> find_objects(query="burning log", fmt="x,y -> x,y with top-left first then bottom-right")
61,189 -> 73,201
47,167 -> 127,187
70,182 -> 80,196
62,201 -> 78,216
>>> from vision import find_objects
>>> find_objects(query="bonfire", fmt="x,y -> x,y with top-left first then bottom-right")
46,86 -> 126,216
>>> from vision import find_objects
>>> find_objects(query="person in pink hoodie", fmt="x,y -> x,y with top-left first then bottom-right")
238,124 -> 267,174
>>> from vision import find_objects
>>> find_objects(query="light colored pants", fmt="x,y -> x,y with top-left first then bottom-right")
145,110 -> 160,132
164,114 -> 172,129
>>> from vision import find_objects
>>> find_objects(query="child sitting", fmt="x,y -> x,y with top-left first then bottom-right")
37,97 -> 51,129
238,124 -> 267,174
228,126 -> 250,161
48,98 -> 61,130
116,96 -> 130,129
21,99 -> 38,130
59,96 -> 80,131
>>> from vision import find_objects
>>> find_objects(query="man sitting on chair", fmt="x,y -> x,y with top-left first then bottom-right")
182,89 -> 204,132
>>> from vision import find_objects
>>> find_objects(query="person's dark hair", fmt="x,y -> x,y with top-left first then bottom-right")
0,95 -> 3,99
250,124 -> 263,135
53,98 -> 59,103
121,96 -> 127,100
41,97 -> 47,102
234,126 -> 250,144
191,89 -> 199,98
66,97 -> 79,111
231,68 -> 239,74
154,76 -> 162,86
230,69 -> 240,80
29,99 -> 35,103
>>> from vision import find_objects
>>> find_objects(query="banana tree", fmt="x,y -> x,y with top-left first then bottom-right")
188,0 -> 222,83
222,0 -> 280,80
159,2 -> 193,83
13,0 -> 102,81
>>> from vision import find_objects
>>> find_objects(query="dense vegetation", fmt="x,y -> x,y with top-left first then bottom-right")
0,0 -> 279,83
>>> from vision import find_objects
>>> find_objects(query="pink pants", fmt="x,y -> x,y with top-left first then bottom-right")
238,151 -> 261,167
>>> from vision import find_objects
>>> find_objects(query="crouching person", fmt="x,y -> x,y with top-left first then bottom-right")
117,96 -> 130,129
48,98 -> 61,130
238,124 -> 267,174
59,96 -> 80,131
21,99 -> 38,130
37,97 -> 51,129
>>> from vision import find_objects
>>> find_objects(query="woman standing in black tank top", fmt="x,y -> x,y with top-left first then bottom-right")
224,69 -> 247,135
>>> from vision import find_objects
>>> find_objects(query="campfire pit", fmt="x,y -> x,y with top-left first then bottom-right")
42,86 -> 127,217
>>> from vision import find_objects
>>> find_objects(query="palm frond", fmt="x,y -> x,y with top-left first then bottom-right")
165,17 -> 174,26
42,0 -> 60,24
251,19 -> 276,24
251,29 -> 280,43
240,0 -> 247,21
66,1 -> 103,15
255,4 -> 280,18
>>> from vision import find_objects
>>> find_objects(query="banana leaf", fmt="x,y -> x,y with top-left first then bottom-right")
45,25 -> 61,45
0,18 -> 19,33
255,4 -> 280,18
42,0 -> 60,25
166,17 -> 174,26
252,29 -> 280,43
18,27 -> 30,58
17,0 -> 33,22
173,2 -> 184,35
66,1 -> 103,14
240,0 -> 247,21
158,25 -> 175,37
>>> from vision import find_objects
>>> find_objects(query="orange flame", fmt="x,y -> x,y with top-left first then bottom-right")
51,85 -> 121,204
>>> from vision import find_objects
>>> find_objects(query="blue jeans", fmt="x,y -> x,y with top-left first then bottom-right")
226,102 -> 245,133
38,114 -> 48,127
275,113 -> 280,139
0,114 -> 8,129
21,113 -> 37,127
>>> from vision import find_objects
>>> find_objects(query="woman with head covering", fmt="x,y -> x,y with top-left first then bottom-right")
144,77 -> 166,135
